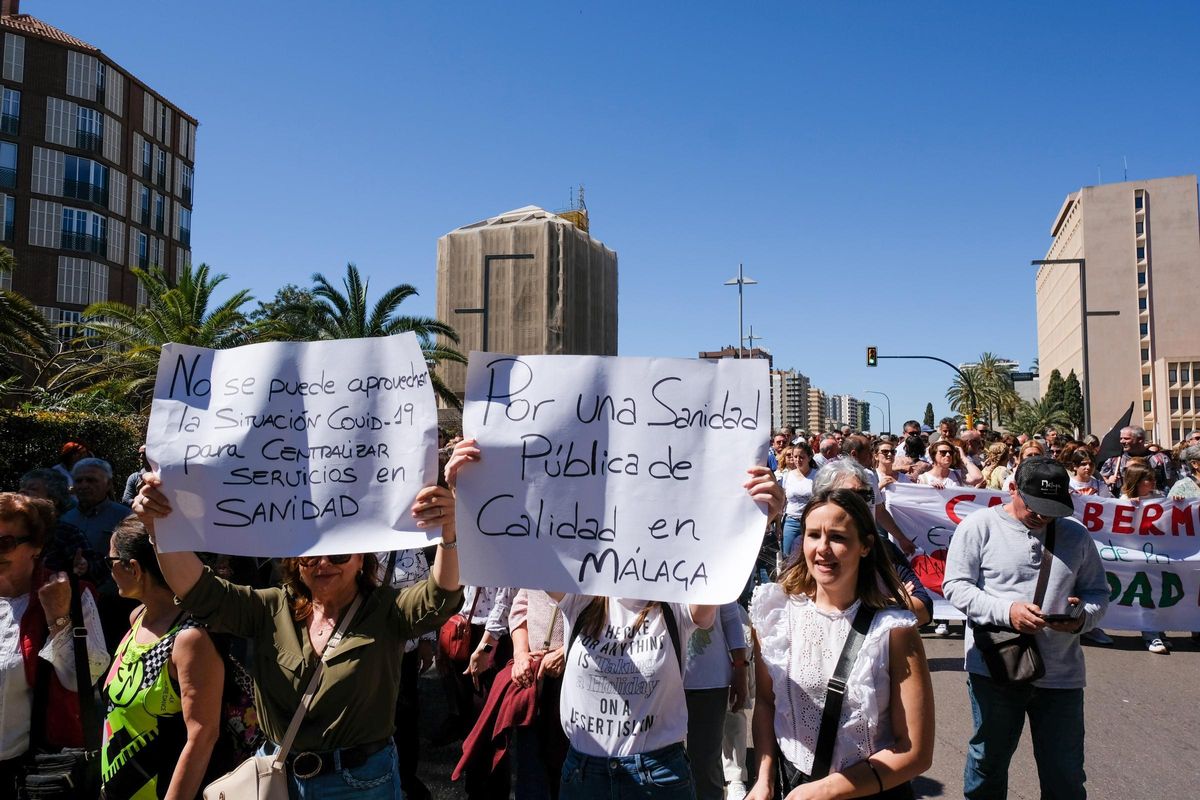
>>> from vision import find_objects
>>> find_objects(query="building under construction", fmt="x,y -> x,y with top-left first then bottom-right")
435,202 -> 618,407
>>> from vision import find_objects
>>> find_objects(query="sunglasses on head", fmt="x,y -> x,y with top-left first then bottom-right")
297,554 -> 353,568
0,534 -> 33,554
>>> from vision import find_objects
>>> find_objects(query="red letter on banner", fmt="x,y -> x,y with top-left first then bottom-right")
1170,505 -> 1196,537
1139,503 -> 1164,535
1112,505 -> 1135,535
945,495 -> 976,525
1081,502 -> 1105,532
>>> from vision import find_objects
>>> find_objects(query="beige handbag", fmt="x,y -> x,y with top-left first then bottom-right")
203,595 -> 364,800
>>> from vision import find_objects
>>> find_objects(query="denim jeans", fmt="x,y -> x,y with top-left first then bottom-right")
560,743 -> 695,800
782,516 -> 803,558
964,673 -> 1086,800
257,740 -> 403,800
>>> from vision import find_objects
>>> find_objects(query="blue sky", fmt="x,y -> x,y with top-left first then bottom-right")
36,1 -> 1200,429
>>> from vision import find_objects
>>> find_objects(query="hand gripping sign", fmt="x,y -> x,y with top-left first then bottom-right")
146,334 -> 440,556
455,352 -> 770,604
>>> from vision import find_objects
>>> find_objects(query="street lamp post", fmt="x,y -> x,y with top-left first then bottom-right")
1031,257 -> 1119,435
724,263 -> 757,358
864,390 -> 892,434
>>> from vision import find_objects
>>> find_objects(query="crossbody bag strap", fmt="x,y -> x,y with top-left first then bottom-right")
270,593 -> 364,771
1032,521 -> 1057,608
659,603 -> 684,676
809,604 -> 877,781
464,586 -> 482,623
543,605 -> 561,651
69,576 -> 102,754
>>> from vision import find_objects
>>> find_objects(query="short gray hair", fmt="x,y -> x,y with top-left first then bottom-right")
812,458 -> 873,495
72,457 -> 113,479
1180,444 -> 1200,463
1122,426 -> 1146,441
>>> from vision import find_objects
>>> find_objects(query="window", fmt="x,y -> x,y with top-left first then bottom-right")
76,107 -> 103,152
60,206 -> 106,255
0,87 -> 18,135
155,148 -> 166,187
1144,400 -> 1152,413
136,231 -> 148,268
1170,367 -> 1178,383
2,34 -> 24,82
154,193 -> 165,232
63,155 -> 108,206
1136,221 -> 1144,235
180,163 -> 193,204
1136,245 -> 1146,261
139,185 -> 151,225
1138,272 -> 1146,286
0,141 -> 15,189
95,62 -> 106,99
2,195 -> 13,242
1140,322 -> 1149,336
1139,297 -> 1147,311
1171,397 -> 1179,412
1135,194 -> 1144,210
1141,348 -> 1150,361
178,207 -> 191,246
1185,397 -> 1193,412
1143,374 -> 1151,387
157,103 -> 168,142
141,140 -> 152,179
1183,367 -> 1191,383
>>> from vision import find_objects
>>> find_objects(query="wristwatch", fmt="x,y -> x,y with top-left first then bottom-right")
50,615 -> 72,630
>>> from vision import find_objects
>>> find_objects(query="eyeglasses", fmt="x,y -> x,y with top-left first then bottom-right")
0,534 -> 33,554
297,554 -> 353,568
877,449 -> 896,456
103,555 -> 128,566
935,450 -> 955,457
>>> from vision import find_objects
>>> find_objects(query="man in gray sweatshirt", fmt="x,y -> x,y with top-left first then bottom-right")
943,456 -> 1109,800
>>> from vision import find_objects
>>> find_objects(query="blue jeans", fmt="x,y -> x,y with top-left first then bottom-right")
560,743 -> 695,800
257,740 -> 403,800
964,673 -> 1086,800
782,516 -> 803,559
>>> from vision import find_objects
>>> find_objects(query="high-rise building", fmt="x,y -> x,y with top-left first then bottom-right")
0,2 -> 197,335
1036,175 -> 1200,445
807,387 -> 827,434
770,367 -> 810,431
698,345 -> 773,368
435,205 -> 618,404
828,394 -> 862,430
860,400 -> 870,433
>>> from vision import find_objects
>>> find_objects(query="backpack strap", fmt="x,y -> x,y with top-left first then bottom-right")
659,603 -> 684,677
809,604 -> 877,781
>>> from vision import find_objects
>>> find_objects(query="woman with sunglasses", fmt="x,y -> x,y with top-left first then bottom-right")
872,441 -> 909,489
918,440 -> 983,489
133,474 -> 463,799
0,492 -> 110,795
781,442 -> 818,557
100,517 -> 224,799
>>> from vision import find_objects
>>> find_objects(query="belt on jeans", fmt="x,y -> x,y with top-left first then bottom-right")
286,737 -> 392,779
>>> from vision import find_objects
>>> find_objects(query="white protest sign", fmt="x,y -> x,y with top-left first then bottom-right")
146,335 -> 440,556
455,352 -> 770,604
883,483 -> 1200,629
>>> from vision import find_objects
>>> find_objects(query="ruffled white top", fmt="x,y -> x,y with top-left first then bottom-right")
749,583 -> 915,775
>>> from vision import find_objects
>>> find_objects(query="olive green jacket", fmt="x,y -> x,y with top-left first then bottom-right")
181,568 -> 462,751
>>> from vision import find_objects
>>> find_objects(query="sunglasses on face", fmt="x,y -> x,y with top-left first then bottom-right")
103,555 -> 127,566
0,534 -> 33,554
297,554 -> 353,568
936,450 -> 954,457
852,488 -> 875,503
878,449 -> 896,456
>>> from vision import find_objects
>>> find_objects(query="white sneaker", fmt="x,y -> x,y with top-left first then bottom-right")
934,622 -> 950,636
1147,637 -> 1169,655
725,781 -> 748,800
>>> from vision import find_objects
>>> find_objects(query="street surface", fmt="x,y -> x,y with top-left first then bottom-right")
416,629 -> 1200,799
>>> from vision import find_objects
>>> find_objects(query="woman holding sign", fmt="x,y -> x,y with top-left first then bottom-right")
746,489 -> 934,800
446,438 -> 784,800
132,474 -> 463,799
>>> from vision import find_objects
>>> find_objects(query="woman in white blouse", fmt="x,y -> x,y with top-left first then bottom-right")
0,492 -> 109,795
747,489 -> 933,799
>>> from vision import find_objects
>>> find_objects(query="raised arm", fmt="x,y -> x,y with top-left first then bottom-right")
133,473 -> 204,598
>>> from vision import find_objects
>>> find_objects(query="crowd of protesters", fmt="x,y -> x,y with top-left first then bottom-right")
0,416 -> 1195,798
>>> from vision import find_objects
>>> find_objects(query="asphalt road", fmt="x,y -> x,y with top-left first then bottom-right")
414,629 -> 1200,799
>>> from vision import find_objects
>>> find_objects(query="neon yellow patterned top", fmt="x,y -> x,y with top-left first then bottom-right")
100,612 -> 193,799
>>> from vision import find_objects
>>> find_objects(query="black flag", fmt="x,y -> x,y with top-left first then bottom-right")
1096,402 -> 1135,465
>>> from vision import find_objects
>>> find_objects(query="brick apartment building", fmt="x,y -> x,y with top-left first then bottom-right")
0,0 -> 196,336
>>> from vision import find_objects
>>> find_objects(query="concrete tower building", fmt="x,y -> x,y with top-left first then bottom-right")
0,2 -> 196,336
1036,175 -> 1200,444
770,368 -> 810,431
435,205 -> 618,404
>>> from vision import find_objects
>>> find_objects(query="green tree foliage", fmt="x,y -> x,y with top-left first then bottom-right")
923,402 -> 935,427
1063,370 -> 1085,433
1009,396 -> 1073,437
945,353 -> 1020,427
1044,369 -> 1065,410
251,283 -> 324,341
0,248 -> 56,401
302,263 -> 466,408
56,263 -> 270,412
0,409 -> 145,489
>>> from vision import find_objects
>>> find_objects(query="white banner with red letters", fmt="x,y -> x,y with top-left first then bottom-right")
883,484 -> 1200,630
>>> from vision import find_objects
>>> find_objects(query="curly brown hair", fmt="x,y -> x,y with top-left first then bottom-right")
278,554 -> 381,621
0,492 -> 56,551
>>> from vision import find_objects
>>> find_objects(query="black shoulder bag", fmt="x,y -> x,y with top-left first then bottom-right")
23,576 -> 102,798
970,521 -> 1056,686
778,603 -> 883,793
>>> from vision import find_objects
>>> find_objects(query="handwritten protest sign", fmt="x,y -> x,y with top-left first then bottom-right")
146,335 -> 439,556
883,484 -> 1200,629
455,352 -> 770,604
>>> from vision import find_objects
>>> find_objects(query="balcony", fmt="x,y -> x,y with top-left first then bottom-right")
61,231 -> 106,256
63,178 -> 108,207
0,167 -> 14,189
75,130 -> 102,153
0,114 -> 17,135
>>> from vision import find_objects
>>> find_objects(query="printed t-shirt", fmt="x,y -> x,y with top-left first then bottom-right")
557,595 -> 697,757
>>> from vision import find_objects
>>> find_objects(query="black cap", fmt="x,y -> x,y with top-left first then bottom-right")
1015,456 -> 1075,518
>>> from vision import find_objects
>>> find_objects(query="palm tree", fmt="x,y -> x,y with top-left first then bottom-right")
946,353 -> 1020,427
57,263 -> 268,411
302,263 -> 466,407
0,247 -> 56,400
1009,396 -> 1074,437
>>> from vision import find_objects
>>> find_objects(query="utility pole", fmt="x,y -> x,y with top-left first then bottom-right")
724,264 -> 757,358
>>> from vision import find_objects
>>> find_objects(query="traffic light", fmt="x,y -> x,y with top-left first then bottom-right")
867,346 -> 877,367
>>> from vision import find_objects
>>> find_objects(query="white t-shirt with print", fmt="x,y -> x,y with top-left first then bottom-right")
557,595 -> 697,757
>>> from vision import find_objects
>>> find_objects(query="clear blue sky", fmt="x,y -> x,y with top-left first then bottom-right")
35,1 -> 1200,429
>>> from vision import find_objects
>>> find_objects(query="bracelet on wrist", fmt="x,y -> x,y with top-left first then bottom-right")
439,539 -> 458,550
